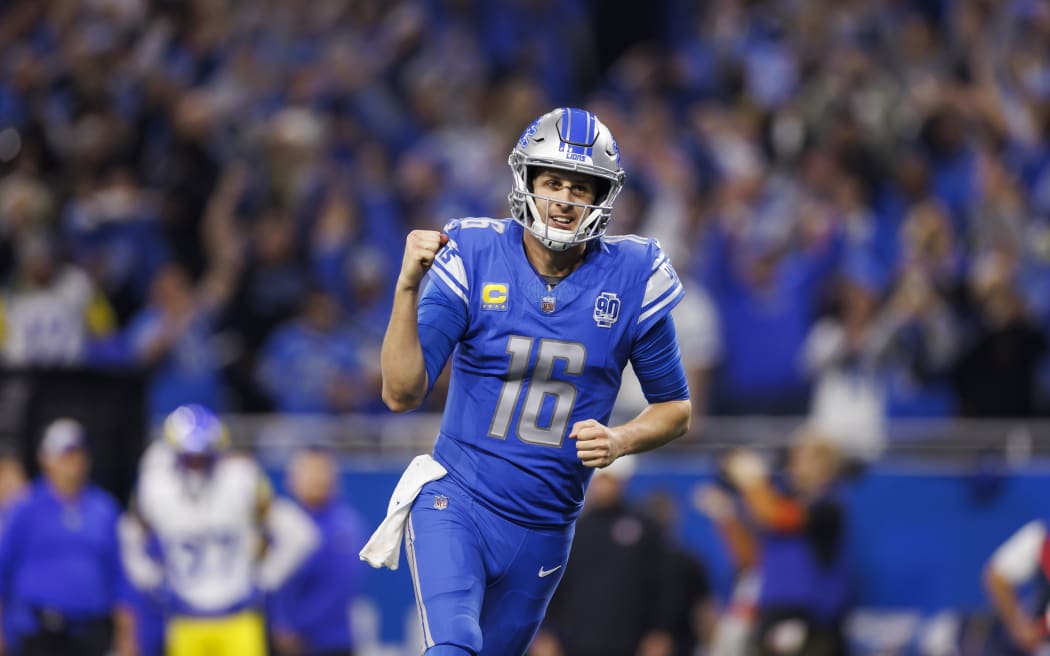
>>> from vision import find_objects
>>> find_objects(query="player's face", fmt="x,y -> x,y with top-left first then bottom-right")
42,448 -> 89,493
530,169 -> 599,233
177,452 -> 216,472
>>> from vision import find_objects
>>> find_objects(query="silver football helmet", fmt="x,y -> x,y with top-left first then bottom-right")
508,107 -> 625,251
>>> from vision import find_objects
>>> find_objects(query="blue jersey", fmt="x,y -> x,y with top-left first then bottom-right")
269,500 -> 366,650
421,218 -> 686,528
0,480 -> 126,641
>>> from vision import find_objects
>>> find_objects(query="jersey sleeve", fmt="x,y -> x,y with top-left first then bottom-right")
989,519 -> 1046,583
631,314 -> 690,403
426,220 -> 470,308
637,242 -> 685,336
418,280 -> 467,395
417,220 -> 471,394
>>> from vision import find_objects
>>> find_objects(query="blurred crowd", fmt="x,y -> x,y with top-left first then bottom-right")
1,0 -> 1049,454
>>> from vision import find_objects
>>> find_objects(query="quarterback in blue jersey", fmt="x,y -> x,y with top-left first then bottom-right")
374,107 -> 691,656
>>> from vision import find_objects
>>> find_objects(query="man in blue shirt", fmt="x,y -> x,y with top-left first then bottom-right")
368,107 -> 692,656
271,447 -> 365,656
0,418 -> 135,656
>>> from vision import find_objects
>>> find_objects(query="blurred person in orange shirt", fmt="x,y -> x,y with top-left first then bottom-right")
715,427 -> 851,656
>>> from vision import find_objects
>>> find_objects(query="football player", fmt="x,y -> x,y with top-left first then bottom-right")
120,404 -> 317,656
364,107 -> 692,656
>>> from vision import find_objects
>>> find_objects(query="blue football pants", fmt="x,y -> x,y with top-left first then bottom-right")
405,478 -> 574,656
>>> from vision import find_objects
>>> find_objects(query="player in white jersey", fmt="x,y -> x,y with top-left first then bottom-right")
120,405 -> 318,656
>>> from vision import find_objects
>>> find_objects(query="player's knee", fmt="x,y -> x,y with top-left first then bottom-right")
425,644 -> 475,656
430,614 -> 481,655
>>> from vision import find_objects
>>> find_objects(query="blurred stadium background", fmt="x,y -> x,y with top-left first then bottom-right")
1,0 -> 1049,653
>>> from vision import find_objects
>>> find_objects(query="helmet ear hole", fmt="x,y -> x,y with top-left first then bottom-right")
594,178 -> 611,204
526,166 -> 541,193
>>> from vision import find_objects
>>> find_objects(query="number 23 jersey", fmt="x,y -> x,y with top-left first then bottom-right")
421,218 -> 686,528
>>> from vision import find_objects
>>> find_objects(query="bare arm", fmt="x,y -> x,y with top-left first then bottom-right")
380,230 -> 447,412
198,164 -> 246,312
693,485 -> 759,571
736,479 -> 804,532
722,450 -> 805,533
984,565 -> 1042,653
572,399 -> 691,468
113,604 -> 139,656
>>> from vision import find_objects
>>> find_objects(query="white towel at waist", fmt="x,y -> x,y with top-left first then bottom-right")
359,453 -> 448,570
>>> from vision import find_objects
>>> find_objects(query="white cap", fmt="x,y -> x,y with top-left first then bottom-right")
39,418 -> 86,457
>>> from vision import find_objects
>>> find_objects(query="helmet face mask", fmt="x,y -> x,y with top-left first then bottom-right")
508,108 -> 625,251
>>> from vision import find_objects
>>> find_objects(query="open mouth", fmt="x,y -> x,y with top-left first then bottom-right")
549,215 -> 575,227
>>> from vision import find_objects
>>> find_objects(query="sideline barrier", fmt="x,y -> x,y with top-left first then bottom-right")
227,413 -> 1050,651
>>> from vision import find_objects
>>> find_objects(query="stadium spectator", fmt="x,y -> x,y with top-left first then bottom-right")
221,208 -> 312,411
0,418 -> 135,656
641,488 -> 714,656
719,427 -> 852,656
270,446 -> 366,656
697,200 -> 843,416
693,481 -> 761,656
124,262 -> 232,419
61,165 -> 170,325
0,0 -> 1045,417
255,287 -> 377,414
870,265 -> 961,419
983,517 -> 1050,654
954,251 -> 1048,417
0,231 -> 116,366
802,273 -> 888,464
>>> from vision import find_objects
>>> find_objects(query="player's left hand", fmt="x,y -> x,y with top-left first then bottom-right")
571,419 -> 625,468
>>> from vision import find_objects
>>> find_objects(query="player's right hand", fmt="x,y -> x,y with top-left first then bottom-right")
398,230 -> 448,291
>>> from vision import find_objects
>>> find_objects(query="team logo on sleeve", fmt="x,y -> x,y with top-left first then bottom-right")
593,292 -> 621,327
481,283 -> 509,311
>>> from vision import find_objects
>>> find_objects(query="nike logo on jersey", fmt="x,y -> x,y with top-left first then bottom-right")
538,565 -> 562,578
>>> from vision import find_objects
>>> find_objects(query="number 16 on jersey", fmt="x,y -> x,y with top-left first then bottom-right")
487,335 -> 586,448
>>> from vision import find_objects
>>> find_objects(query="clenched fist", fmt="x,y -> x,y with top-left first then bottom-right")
571,418 -> 625,468
398,230 -> 449,291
